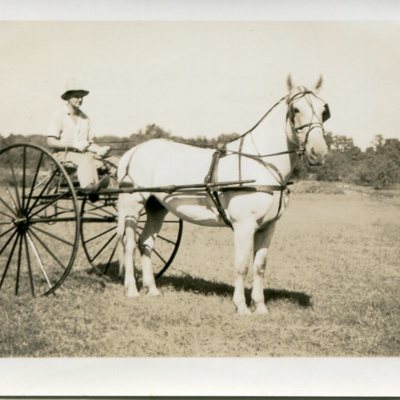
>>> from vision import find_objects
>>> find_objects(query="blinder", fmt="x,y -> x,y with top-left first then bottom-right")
322,103 -> 331,122
288,102 -> 330,123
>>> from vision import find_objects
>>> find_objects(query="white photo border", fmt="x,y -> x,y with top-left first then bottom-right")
1,0 -> 400,396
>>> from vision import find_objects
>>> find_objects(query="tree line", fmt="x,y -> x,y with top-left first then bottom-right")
1,126 -> 399,189
296,133 -> 400,189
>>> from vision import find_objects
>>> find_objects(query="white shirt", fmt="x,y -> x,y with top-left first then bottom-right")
48,104 -> 93,145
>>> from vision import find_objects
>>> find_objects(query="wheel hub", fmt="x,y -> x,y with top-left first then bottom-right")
13,216 -> 29,232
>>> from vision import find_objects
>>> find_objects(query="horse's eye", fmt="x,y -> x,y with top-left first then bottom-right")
292,107 -> 300,114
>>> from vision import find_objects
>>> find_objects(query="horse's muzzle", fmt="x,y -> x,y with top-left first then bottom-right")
307,147 -> 327,166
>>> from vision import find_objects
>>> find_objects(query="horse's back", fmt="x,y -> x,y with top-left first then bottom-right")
118,139 -> 215,187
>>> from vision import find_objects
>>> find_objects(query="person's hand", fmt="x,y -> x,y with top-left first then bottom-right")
87,143 -> 110,157
96,145 -> 111,157
74,140 -> 90,152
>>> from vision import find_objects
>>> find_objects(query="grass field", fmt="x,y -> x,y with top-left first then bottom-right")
0,182 -> 399,356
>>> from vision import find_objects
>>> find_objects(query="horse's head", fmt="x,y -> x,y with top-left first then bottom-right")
285,75 -> 330,166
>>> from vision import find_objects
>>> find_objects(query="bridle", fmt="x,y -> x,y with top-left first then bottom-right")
286,89 -> 330,156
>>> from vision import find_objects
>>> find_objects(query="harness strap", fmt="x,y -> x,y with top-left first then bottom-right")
203,143 -> 292,229
272,189 -> 285,226
206,187 -> 233,229
221,184 -> 288,229
226,148 -> 300,158
238,137 -> 244,184
119,149 -> 138,186
204,145 -> 225,183
204,147 -> 233,229
235,150 -> 290,190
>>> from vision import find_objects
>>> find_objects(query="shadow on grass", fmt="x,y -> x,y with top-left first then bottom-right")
86,261 -> 121,282
159,274 -> 312,308
66,269 -> 108,291
80,264 -> 312,308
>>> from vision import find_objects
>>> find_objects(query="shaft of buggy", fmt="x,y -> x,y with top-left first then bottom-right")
115,179 -> 257,194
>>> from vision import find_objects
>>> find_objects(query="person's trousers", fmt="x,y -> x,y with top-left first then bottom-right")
53,151 -> 100,188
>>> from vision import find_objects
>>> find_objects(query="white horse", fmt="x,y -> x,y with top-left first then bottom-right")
117,76 -> 330,314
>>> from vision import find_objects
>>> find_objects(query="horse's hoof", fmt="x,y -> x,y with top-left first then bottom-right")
147,287 -> 162,297
254,304 -> 268,315
127,288 -> 140,298
237,305 -> 252,315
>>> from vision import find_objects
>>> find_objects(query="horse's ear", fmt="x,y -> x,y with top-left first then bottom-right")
287,74 -> 294,91
314,75 -> 323,92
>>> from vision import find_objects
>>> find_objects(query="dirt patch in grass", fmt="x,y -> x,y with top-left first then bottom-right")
292,180 -> 346,194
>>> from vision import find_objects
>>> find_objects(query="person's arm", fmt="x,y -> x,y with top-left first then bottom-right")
47,136 -> 89,152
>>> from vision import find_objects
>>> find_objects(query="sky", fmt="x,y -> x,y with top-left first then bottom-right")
1,3 -> 400,150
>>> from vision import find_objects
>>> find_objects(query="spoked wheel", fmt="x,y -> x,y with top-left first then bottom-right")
0,143 -> 80,296
80,196 -> 183,279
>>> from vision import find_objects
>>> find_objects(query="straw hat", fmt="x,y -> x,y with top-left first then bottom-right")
61,78 -> 89,100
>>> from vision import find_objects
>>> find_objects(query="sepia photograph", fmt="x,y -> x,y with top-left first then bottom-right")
0,0 -> 400,396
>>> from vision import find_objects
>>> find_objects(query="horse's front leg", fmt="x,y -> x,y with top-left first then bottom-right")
139,204 -> 168,296
252,223 -> 276,315
232,220 -> 256,315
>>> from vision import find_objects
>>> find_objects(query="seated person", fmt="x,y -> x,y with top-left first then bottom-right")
47,78 -> 113,193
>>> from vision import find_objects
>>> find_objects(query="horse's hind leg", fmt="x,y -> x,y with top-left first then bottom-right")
117,193 -> 144,297
139,196 -> 168,296
252,223 -> 276,315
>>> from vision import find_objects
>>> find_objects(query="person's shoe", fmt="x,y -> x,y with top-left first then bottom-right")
97,175 -> 110,190
88,192 -> 100,203
80,175 -> 110,194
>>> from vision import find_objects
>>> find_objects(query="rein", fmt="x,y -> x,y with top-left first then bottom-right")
205,88 -> 325,229
224,89 -> 324,160
120,88 -> 327,230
